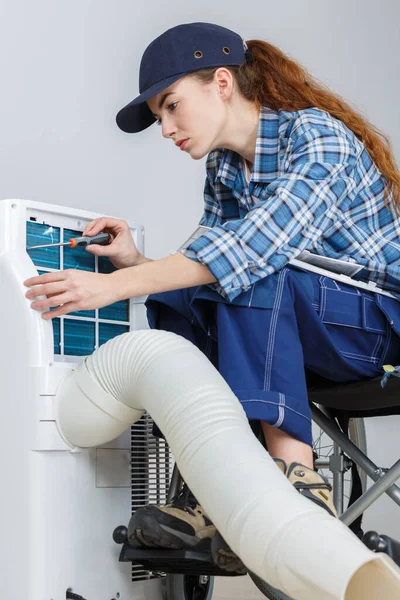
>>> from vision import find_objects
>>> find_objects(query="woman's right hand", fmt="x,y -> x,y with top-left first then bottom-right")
82,217 -> 143,269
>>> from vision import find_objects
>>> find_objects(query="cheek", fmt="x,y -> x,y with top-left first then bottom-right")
189,107 -> 220,138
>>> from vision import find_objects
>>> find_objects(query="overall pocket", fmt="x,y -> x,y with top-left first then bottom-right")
317,278 -> 388,365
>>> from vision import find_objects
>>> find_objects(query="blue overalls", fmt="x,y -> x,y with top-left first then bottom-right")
145,265 -> 400,447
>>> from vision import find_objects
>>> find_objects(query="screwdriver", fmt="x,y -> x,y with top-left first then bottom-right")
27,232 -> 112,250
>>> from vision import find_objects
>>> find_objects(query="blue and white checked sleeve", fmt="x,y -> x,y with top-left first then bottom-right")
182,125 -> 359,302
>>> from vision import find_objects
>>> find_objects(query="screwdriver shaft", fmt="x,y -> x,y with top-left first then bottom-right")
27,232 -> 111,250
27,241 -> 71,249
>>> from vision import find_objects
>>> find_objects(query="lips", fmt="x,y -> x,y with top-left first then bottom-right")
177,138 -> 189,150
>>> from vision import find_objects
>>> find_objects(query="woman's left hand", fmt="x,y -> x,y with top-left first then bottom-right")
23,270 -> 119,319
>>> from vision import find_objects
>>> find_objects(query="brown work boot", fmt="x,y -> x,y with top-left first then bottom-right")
285,461 -> 338,517
127,482 -> 216,550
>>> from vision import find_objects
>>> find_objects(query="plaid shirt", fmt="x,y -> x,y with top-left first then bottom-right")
182,106 -> 400,302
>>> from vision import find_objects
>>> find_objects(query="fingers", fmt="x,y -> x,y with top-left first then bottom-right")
25,280 -> 68,299
42,298 -> 79,319
83,217 -> 128,237
24,272 -> 66,287
31,291 -> 73,310
82,217 -> 107,235
84,244 -> 110,256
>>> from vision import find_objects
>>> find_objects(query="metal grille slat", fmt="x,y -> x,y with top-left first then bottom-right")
131,413 -> 174,581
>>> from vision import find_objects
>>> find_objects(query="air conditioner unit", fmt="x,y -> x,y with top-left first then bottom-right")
0,198 -> 172,600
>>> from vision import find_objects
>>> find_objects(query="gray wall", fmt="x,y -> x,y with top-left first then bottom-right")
1,0 -> 400,539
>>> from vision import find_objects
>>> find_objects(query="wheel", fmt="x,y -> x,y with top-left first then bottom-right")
162,574 -> 215,600
248,417 -> 367,599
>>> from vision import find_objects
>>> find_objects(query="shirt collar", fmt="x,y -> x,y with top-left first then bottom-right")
216,105 -> 282,188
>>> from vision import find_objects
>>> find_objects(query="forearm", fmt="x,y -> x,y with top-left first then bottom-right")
111,252 -> 217,299
134,254 -> 155,266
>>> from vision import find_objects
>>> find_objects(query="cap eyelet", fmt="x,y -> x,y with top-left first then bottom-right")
222,46 -> 231,55
194,50 -> 203,59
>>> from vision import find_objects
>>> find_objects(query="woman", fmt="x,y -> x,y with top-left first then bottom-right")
24,22 -> 400,571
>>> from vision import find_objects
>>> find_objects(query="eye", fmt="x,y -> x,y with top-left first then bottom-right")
155,101 -> 179,125
167,101 -> 178,112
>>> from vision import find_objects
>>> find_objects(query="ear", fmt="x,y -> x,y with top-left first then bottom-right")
214,68 -> 234,100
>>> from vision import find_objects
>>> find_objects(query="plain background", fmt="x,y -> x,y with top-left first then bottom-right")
1,1 -> 400,596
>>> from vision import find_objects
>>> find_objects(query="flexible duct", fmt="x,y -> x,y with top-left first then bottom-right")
55,329 -> 400,600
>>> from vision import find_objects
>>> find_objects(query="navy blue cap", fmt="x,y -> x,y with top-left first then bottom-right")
116,22 -> 247,133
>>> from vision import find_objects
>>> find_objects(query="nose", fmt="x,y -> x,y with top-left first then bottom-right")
161,114 -> 176,140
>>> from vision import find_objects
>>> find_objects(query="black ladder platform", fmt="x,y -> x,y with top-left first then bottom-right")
118,544 -> 246,576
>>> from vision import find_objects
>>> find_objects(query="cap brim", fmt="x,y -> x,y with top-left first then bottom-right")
116,73 -> 185,133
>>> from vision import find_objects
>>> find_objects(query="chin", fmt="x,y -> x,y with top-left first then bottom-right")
190,152 -> 207,161
189,143 -> 214,161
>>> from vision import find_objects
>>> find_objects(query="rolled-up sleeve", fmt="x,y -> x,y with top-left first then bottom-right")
181,125 -> 358,302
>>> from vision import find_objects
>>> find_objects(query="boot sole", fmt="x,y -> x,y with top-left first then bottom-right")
129,512 -> 247,575
128,511 -> 212,551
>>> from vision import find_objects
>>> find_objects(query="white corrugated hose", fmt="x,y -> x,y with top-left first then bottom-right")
55,329 -> 400,600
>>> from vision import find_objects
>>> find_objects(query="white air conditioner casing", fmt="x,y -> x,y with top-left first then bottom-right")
0,198 -> 162,600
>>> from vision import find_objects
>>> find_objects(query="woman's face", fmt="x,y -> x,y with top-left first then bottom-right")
147,70 -> 231,160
